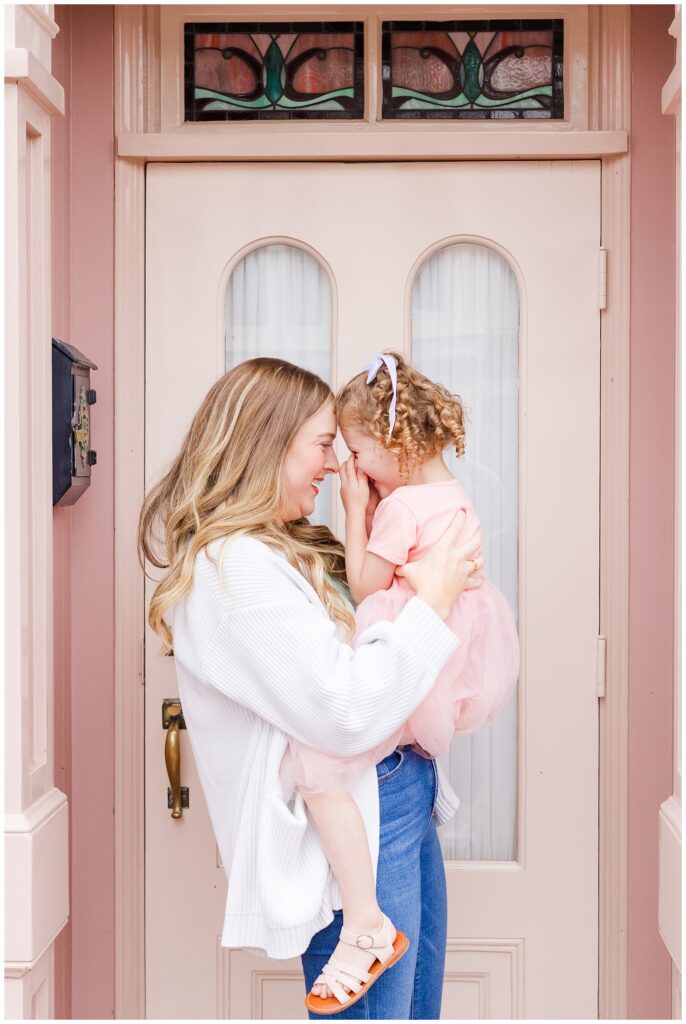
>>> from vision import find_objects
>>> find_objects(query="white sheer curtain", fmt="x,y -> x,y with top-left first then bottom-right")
225,243 -> 334,526
412,243 -> 519,861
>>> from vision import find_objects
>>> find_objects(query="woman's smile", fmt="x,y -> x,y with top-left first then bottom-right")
281,401 -> 340,520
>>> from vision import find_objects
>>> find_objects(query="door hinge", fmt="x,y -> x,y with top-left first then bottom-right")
598,248 -> 608,310
596,635 -> 607,698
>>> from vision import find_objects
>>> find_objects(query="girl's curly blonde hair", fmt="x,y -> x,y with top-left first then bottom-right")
335,351 -> 466,479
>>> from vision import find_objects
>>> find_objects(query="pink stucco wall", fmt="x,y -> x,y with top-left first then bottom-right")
628,5 -> 677,1019
51,6 -> 115,1019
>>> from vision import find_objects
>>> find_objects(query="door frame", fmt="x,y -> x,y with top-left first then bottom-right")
113,5 -> 632,1018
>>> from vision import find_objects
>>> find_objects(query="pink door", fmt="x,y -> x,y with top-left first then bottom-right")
145,161 -> 600,1018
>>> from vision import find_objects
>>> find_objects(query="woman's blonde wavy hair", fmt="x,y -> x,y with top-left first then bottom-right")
335,350 -> 466,479
138,357 -> 354,656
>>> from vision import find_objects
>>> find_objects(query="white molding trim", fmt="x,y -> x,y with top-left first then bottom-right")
5,785 -> 67,833
4,923 -> 69,975
113,5 -> 633,1018
117,128 -> 628,163
5,790 -> 69,964
658,795 -> 682,971
22,4 -> 60,40
5,0 -> 65,1006
4,966 -> 32,981
4,48 -> 65,115
662,64 -> 681,116
113,6 -> 148,1020
4,944 -> 54,1020
662,9 -> 681,116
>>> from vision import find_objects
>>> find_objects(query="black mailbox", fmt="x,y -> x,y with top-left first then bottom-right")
52,338 -> 98,507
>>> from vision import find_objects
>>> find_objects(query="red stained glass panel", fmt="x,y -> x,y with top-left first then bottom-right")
185,22 -> 364,121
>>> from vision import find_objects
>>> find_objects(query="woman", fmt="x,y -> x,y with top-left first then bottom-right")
138,358 -> 484,1020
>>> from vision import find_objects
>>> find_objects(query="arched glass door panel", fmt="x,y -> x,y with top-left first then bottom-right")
412,241 -> 520,860
224,242 -> 334,526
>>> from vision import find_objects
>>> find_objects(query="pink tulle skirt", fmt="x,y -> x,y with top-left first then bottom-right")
280,575 -> 520,796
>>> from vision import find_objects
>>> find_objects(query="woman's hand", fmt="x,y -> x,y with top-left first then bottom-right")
339,456 -> 370,517
397,509 -> 484,620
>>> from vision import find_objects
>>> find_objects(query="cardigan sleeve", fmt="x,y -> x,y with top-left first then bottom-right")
198,538 -> 459,757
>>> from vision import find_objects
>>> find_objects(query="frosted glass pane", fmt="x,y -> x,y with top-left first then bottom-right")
224,243 -> 333,526
411,242 -> 519,861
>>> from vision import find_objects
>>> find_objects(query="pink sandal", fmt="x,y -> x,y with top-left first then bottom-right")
305,913 -> 409,1016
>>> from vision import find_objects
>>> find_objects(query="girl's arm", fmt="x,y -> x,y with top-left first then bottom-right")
339,458 -> 396,604
349,546 -> 396,606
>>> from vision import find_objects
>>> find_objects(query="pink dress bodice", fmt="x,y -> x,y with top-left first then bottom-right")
280,479 -> 520,795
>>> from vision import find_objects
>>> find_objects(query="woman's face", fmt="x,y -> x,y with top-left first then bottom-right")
280,401 -> 340,521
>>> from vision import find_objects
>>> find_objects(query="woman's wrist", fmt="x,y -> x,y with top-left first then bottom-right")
415,589 -> 452,621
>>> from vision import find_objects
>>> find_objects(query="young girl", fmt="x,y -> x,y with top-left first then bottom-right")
286,352 -> 520,1015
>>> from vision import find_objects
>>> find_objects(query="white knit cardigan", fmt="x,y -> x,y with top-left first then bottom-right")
167,535 -> 461,960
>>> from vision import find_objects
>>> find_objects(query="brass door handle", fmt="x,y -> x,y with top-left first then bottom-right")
162,699 -> 187,819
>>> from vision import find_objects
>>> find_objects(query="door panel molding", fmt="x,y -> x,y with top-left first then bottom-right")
443,937 -> 525,1020
219,946 -> 306,1020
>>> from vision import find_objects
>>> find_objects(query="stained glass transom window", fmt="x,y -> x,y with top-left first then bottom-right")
382,19 -> 563,119
184,22 -> 364,121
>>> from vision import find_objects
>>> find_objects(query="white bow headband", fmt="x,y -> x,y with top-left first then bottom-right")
362,353 -> 397,442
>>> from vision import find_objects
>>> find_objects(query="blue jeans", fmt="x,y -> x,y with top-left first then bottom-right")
301,747 -> 448,1020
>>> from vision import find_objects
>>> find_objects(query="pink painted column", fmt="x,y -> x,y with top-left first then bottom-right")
628,6 -> 677,1019
51,6 -> 116,1019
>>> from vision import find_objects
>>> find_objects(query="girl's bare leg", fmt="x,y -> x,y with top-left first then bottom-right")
304,782 -> 394,999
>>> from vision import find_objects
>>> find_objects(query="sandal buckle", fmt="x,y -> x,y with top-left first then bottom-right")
356,934 -> 374,949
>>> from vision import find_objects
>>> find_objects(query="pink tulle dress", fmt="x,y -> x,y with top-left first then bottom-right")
280,479 -> 520,796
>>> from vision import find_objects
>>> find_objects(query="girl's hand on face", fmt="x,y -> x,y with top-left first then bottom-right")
339,456 -> 370,516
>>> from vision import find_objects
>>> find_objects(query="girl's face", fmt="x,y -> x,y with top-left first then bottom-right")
280,401 -> 340,521
340,422 -> 403,499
